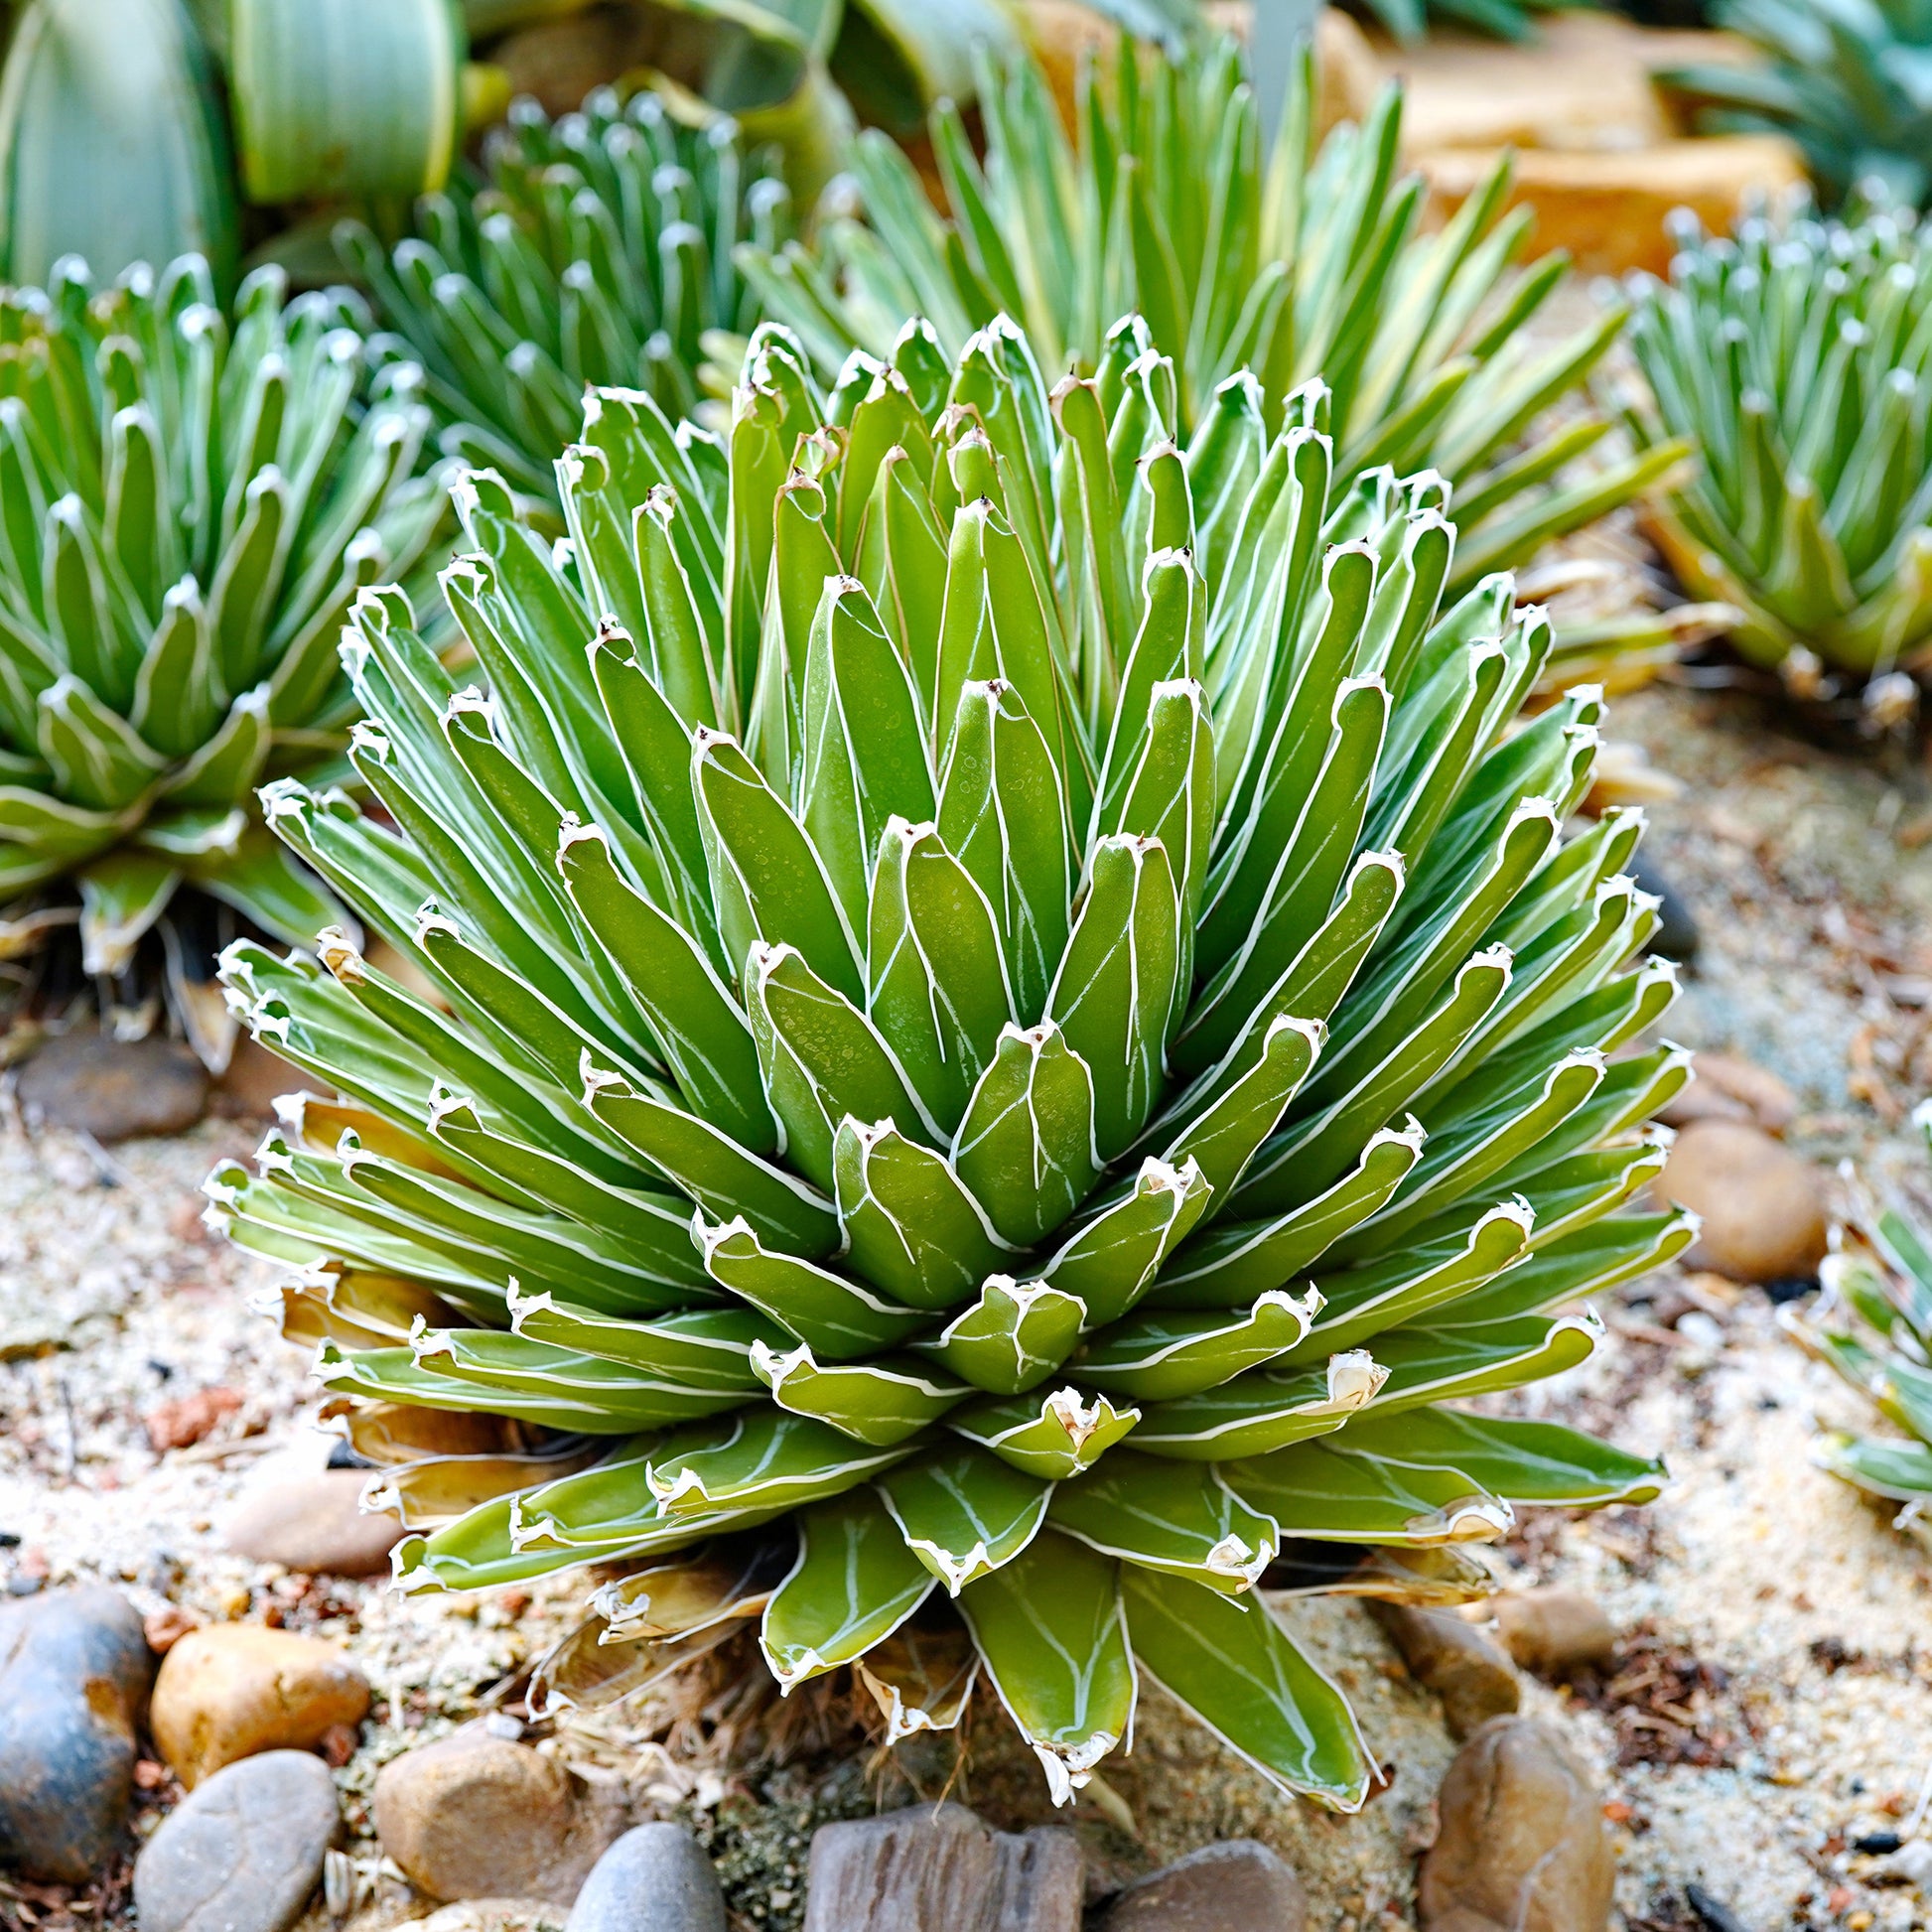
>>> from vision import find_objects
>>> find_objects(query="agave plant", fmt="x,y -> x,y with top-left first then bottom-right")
1784,1106 -> 1932,1525
741,38 -> 1683,605
1625,201 -> 1932,684
207,316 -> 1690,1803
227,0 -> 467,207
340,89 -> 791,506
0,252 -> 449,1022
1662,0 -> 1932,210
0,0 -> 236,290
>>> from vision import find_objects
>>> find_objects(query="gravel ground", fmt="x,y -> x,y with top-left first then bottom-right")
3,664 -> 1932,1932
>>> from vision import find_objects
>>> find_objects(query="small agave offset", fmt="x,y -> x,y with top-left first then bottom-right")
209,317 -> 1691,1804
0,252 -> 446,1013
1784,1103 -> 1932,1526
340,89 -> 791,507
1626,201 -> 1932,692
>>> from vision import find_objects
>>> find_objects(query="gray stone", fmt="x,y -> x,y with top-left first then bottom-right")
16,1032 -> 207,1142
566,1825 -> 726,1932
0,1586 -> 155,1881
1369,1602 -> 1521,1739
1098,1841 -> 1307,1931
803,1802 -> 1081,1932
133,1750 -> 340,1932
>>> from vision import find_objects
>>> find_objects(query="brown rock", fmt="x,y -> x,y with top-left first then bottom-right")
1313,8 -> 1382,137
150,1625 -> 370,1790
16,1031 -> 208,1142
1490,1591 -> 1616,1678
1416,135 -> 1806,278
1099,1840 -> 1305,1932
372,1728 -> 622,1906
1659,1117 -> 1828,1283
1383,14 -> 1670,155
1658,1049 -> 1798,1135
212,1035 -> 304,1120
803,1801 -> 1082,1932
1369,1603 -> 1520,1740
143,1604 -> 203,1655
146,1387 -> 244,1452
225,1470 -> 404,1578
1029,0 -> 1123,130
1419,1717 -> 1613,1932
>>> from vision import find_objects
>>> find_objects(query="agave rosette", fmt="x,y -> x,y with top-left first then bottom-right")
1662,0 -> 1932,210
208,315 -> 1687,1804
1784,1101 -> 1932,1518
1626,201 -> 1932,684
340,88 -> 792,506
742,38 -> 1683,605
0,252 -> 448,999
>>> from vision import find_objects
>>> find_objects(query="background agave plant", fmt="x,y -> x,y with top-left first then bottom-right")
0,0 -> 236,291
1341,0 -> 1597,44
0,0 -> 473,294
1784,1106 -> 1932,1527
0,251 -> 448,1051
1662,0 -> 1932,210
339,88 -> 791,508
1624,202 -> 1932,689
741,37 -> 1685,607
208,315 -> 1689,1801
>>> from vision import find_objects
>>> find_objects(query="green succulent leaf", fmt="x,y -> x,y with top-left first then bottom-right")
1778,1112 -> 1932,1513
1046,1449 -> 1278,1592
0,0 -> 236,290
959,1530 -> 1136,1806
876,1441 -> 1051,1594
912,1276 -> 1087,1397
1121,1566 -> 1373,1809
759,1487 -> 934,1690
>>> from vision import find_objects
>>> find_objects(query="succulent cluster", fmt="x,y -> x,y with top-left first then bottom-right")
1625,203 -> 1932,689
1786,1108 -> 1932,1524
1663,0 -> 1932,210
742,38 -> 1682,603
341,89 -> 792,506
208,314 -> 1687,1798
0,251 -> 447,1013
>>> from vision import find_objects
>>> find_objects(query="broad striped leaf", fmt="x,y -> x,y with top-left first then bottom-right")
759,1488 -> 934,1690
959,1531 -> 1136,1806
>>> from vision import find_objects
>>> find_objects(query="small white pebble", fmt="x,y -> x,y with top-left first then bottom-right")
1675,1311 -> 1725,1352
1880,1842 -> 1932,1890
